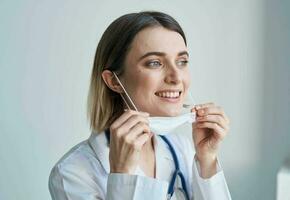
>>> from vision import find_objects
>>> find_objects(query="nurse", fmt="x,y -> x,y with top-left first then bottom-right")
49,11 -> 232,200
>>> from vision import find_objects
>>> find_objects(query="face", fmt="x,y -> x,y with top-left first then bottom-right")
119,26 -> 191,117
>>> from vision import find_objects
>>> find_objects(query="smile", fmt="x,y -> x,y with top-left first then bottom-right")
155,90 -> 182,99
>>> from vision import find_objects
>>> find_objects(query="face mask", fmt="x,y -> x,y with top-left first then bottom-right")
112,72 -> 196,135
148,112 -> 196,135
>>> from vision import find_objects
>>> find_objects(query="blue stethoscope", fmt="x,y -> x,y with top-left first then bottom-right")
105,129 -> 190,200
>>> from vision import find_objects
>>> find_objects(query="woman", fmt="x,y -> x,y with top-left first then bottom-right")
49,11 -> 232,200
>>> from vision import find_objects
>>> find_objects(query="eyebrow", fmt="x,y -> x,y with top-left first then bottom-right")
138,51 -> 189,61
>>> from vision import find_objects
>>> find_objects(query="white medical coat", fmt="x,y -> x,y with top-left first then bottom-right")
49,131 -> 232,200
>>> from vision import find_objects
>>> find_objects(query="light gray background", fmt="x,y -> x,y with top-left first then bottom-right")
0,0 -> 289,199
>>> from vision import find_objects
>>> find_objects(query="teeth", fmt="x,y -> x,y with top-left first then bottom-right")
156,92 -> 180,98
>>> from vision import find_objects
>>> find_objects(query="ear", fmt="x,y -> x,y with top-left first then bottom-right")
101,70 -> 123,93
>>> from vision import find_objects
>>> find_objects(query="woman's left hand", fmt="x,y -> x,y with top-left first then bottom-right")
191,102 -> 230,177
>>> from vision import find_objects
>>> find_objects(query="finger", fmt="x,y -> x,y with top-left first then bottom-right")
122,114 -> 149,132
196,114 -> 229,130
114,113 -> 149,138
195,102 -> 215,110
196,121 -> 227,140
135,133 -> 152,150
132,133 -> 151,151
123,122 -> 151,144
111,110 -> 149,131
193,102 -> 215,114
196,106 -> 230,123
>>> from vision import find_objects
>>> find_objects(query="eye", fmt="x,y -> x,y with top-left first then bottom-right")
146,60 -> 162,68
176,59 -> 189,67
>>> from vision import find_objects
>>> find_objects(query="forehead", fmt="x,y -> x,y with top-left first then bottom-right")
129,26 -> 187,57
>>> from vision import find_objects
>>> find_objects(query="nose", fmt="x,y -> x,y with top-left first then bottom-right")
164,63 -> 182,85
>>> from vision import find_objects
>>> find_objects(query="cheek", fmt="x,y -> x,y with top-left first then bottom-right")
128,74 -> 159,111
183,71 -> 191,89
137,67 -> 159,85
135,73 -> 159,95
125,70 -> 159,99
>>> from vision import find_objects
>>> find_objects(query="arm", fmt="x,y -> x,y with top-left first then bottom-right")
190,103 -> 232,199
191,155 -> 232,200
49,164 -> 169,200
49,164 -> 104,200
106,173 -> 168,200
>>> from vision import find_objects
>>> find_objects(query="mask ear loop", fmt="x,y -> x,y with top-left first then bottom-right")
112,71 -> 139,112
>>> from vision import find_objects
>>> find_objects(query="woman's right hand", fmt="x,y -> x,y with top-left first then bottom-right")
109,109 -> 152,174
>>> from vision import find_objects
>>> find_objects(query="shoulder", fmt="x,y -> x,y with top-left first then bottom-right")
51,140 -> 96,172
50,132 -> 108,173
48,138 -> 107,198
48,138 -> 106,188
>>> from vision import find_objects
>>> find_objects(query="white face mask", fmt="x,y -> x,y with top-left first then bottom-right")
112,72 -> 196,135
148,112 -> 196,135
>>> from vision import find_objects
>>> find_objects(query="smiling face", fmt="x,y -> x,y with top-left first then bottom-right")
119,26 -> 191,117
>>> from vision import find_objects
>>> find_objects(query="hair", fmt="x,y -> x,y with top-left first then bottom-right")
87,11 -> 187,134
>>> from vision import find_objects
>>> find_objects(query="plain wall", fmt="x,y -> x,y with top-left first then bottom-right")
0,0 -> 289,199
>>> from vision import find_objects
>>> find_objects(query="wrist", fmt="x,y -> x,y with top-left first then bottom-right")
195,154 -> 218,178
196,153 -> 217,166
110,164 -> 136,175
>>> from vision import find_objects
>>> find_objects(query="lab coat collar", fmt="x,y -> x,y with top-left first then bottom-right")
88,131 -> 173,174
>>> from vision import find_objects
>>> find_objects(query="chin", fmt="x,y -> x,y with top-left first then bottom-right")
156,106 -> 182,117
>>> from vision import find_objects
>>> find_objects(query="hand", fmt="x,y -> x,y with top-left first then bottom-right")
191,102 -> 230,165
109,110 -> 152,174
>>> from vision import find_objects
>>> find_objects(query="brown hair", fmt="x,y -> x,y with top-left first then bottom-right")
87,11 -> 187,133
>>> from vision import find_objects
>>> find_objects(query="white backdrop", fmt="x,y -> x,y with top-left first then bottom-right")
0,0 -> 289,199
